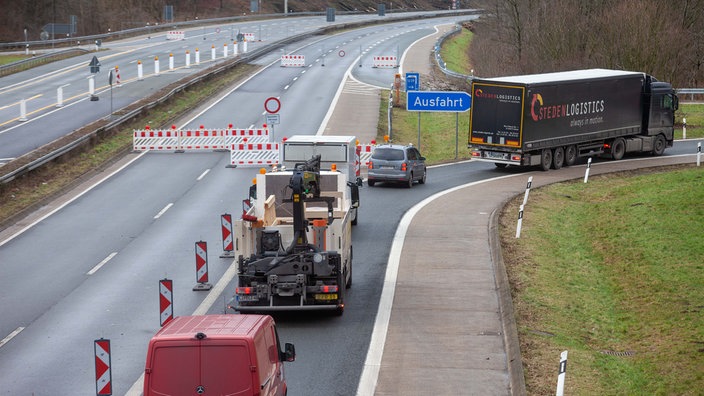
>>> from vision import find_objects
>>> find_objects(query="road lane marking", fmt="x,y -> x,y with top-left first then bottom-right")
196,169 -> 210,181
87,252 -> 118,275
153,203 -> 173,219
0,327 -> 25,348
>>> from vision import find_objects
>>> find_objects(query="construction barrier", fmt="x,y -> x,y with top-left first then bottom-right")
94,338 -> 112,396
193,241 -> 212,291
166,30 -> 185,40
229,143 -> 280,167
159,279 -> 174,327
133,127 -> 270,151
281,54 -> 306,67
358,144 -> 375,167
220,214 -> 235,258
373,56 -> 398,68
243,32 -> 256,41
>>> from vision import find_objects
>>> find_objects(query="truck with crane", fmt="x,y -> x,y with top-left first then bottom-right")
468,69 -> 679,170
229,135 -> 362,316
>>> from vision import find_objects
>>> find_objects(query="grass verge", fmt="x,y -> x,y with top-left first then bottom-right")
499,166 -> 704,395
676,103 -> 704,139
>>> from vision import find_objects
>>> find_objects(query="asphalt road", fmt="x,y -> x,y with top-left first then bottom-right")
0,15 -> 479,395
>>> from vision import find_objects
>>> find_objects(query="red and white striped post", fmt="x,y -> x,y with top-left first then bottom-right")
159,278 -> 173,326
193,241 -> 212,290
94,338 -> 112,395
220,214 -> 235,258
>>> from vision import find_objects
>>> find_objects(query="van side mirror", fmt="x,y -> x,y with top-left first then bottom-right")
283,343 -> 296,362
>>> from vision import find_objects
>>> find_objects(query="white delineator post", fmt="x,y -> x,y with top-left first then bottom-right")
137,60 -> 143,80
232,40 -> 238,56
223,43 -> 228,58
556,350 -> 568,396
185,50 -> 191,68
154,56 -> 160,76
195,48 -> 200,64
522,176 -> 533,206
169,53 -> 174,71
683,117 -> 687,139
515,204 -> 524,238
697,142 -> 701,167
19,99 -> 28,122
584,157 -> 592,183
211,44 -> 216,60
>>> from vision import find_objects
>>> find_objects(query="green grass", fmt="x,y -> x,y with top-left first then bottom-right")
439,27 -> 473,75
500,168 -> 704,395
0,54 -> 29,66
676,103 -> 704,139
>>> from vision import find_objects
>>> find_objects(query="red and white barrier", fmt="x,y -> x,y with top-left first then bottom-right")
159,278 -> 174,327
281,54 -> 305,67
220,214 -> 235,258
193,241 -> 212,291
243,32 -> 256,41
229,143 -> 280,167
94,338 -> 112,396
373,56 -> 397,68
358,144 -> 375,168
133,126 -> 270,151
166,30 -> 185,40
114,66 -> 121,86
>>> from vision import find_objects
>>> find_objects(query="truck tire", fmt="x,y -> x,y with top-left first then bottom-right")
351,208 -> 358,226
564,145 -> 577,166
611,138 -> 626,160
652,134 -> 667,156
540,149 -> 552,171
552,147 -> 564,169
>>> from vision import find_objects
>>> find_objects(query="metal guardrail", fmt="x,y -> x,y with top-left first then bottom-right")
0,48 -> 89,77
434,24 -> 473,80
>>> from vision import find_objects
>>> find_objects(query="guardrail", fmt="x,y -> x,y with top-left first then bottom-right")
434,24 -> 473,80
0,48 -> 89,77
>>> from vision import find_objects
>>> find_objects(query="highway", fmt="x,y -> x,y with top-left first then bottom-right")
0,11 -> 463,167
0,14 -> 479,395
1,10 -> 700,395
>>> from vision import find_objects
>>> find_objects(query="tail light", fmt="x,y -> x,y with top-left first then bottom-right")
236,287 -> 253,295
321,285 -> 338,293
401,162 -> 407,171
511,155 -> 521,161
471,151 -> 481,157
368,161 -> 373,169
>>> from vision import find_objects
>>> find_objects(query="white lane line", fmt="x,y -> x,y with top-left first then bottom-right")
0,327 -> 25,348
87,252 -> 118,275
284,85 -> 290,90
196,169 -> 210,181
153,203 -> 173,219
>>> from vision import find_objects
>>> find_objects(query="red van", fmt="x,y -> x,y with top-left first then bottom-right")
143,314 -> 295,396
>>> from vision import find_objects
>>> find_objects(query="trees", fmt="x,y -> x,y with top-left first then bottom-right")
469,0 -> 704,87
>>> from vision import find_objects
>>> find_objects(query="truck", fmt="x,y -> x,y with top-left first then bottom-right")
468,68 -> 679,170
143,314 -> 295,396
230,135 -> 363,316
279,135 -> 361,225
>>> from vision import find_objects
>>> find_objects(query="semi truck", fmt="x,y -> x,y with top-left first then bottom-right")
468,69 -> 679,170
229,135 -> 362,316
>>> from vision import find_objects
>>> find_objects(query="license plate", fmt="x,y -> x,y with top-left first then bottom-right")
485,151 -> 508,160
314,293 -> 337,301
238,295 -> 259,302
380,165 -> 395,169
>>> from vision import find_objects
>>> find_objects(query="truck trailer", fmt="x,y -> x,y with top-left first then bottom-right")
468,69 -> 679,170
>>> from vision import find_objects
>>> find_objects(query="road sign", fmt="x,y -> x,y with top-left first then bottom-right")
89,56 -> 100,74
406,72 -> 419,91
94,339 -> 112,395
266,113 -> 280,125
406,90 -> 471,112
264,97 -> 280,114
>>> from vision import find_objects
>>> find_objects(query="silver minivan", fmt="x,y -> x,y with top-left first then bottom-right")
367,144 -> 426,188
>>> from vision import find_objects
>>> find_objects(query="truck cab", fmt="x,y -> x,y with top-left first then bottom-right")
143,315 -> 295,396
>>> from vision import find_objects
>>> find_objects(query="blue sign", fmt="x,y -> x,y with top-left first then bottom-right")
406,91 -> 471,112
405,72 -> 419,91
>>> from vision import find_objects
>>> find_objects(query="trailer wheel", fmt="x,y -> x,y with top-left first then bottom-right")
540,149 -> 552,171
652,135 -> 666,156
611,138 -> 626,160
552,147 -> 564,170
564,145 -> 577,166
